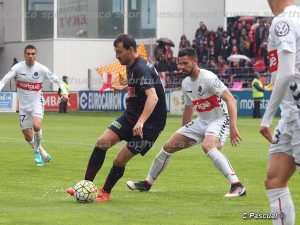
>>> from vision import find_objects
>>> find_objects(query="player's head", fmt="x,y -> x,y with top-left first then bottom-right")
24,45 -> 37,67
267,0 -> 294,15
177,47 -> 198,77
113,34 -> 137,66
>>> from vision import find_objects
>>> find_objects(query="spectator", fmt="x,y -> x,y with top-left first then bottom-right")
12,57 -> 18,67
196,43 -> 208,64
195,21 -> 207,40
220,38 -> 230,59
199,55 -> 208,69
154,42 -> 166,61
58,76 -> 70,113
255,20 -> 267,56
252,74 -> 265,118
179,35 -> 191,50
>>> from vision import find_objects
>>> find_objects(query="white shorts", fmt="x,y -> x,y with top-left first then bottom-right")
19,104 -> 44,130
269,119 -> 300,171
176,117 -> 229,146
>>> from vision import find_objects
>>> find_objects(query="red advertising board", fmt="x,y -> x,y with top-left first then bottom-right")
43,92 -> 78,111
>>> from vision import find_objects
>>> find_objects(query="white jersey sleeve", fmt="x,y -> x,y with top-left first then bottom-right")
263,5 -> 300,125
42,66 -> 67,95
0,67 -> 17,91
261,51 -> 295,127
182,78 -> 193,105
269,17 -> 296,54
210,76 -> 227,97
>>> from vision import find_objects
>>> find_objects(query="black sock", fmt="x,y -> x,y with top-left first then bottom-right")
84,147 -> 106,181
103,165 -> 125,193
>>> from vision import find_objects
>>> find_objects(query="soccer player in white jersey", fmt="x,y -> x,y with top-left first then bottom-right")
0,45 -> 68,166
127,48 -> 246,197
260,1 -> 300,224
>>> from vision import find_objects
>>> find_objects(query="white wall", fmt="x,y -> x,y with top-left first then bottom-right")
53,39 -> 116,91
183,0 -> 224,42
0,41 -> 54,91
225,0 -> 271,17
4,0 -> 22,42
157,0 -> 183,56
226,0 -> 300,17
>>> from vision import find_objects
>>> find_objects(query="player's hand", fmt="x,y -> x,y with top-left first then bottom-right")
230,126 -> 242,147
112,85 -> 124,94
133,122 -> 144,139
259,126 -> 273,143
61,94 -> 69,102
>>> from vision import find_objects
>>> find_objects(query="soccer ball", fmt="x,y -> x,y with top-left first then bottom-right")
74,180 -> 98,203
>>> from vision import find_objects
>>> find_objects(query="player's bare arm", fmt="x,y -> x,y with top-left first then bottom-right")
220,89 -> 242,147
182,105 -> 194,126
133,87 -> 158,138
112,84 -> 128,94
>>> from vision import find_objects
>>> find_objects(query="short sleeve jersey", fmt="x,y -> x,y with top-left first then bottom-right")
3,61 -> 59,110
125,57 -> 167,130
181,69 -> 228,121
268,5 -> 300,122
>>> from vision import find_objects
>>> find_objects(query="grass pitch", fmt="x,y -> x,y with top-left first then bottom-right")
0,112 -> 299,225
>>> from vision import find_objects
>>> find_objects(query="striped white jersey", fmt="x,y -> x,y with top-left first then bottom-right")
0,61 -> 66,110
181,69 -> 228,121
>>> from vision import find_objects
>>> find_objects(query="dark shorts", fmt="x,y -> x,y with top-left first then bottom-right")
108,114 -> 162,156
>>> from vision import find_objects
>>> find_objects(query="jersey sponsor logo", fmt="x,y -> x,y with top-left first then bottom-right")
140,76 -> 153,86
268,49 -> 278,73
128,86 -> 137,97
192,95 -> 220,112
20,73 -> 26,76
111,120 -> 122,129
274,21 -> 290,37
186,90 -> 192,93
16,80 -> 42,91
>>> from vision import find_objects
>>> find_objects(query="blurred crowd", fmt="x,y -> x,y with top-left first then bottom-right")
153,18 -> 272,89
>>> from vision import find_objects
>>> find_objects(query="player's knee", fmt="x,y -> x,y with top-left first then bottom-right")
163,143 -> 176,154
202,141 -> 220,154
113,157 -> 126,167
95,137 -> 111,151
24,135 -> 32,142
264,176 -> 286,189
32,124 -> 41,132
202,143 -> 213,153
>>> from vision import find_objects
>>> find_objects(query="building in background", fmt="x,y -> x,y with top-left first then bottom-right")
0,0 -> 280,91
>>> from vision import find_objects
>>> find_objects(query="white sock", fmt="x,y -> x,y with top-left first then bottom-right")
34,130 -> 42,151
38,145 -> 48,159
28,138 -> 35,150
267,188 -> 295,225
146,148 -> 172,184
27,137 -> 47,158
207,147 -> 239,183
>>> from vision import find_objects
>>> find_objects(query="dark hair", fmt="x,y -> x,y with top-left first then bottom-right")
24,45 -> 36,53
113,34 -> 137,51
178,47 -> 197,59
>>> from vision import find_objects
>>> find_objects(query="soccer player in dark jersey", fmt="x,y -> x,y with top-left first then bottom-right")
67,34 -> 167,202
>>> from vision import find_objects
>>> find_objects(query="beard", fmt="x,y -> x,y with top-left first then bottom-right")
182,66 -> 194,77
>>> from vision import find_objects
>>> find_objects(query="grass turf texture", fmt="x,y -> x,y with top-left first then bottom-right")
0,112 -> 299,225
